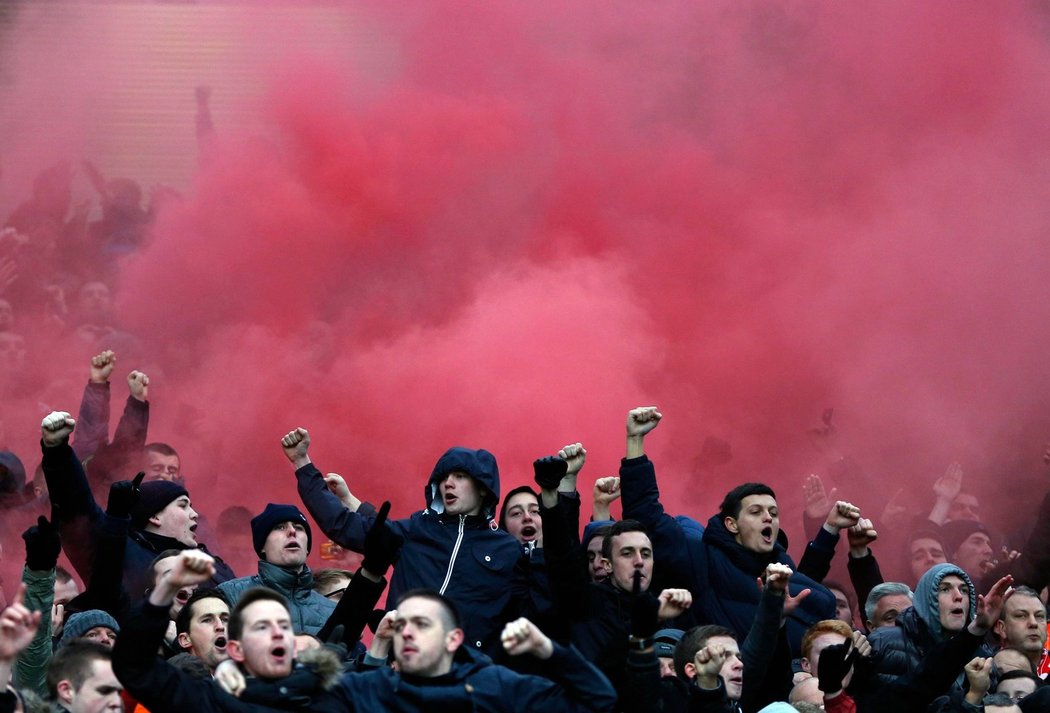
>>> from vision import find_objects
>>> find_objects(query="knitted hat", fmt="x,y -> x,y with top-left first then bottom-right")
130,480 -> 189,528
251,503 -> 312,556
653,629 -> 684,658
940,520 -> 993,560
60,609 -> 119,646
0,451 -> 26,494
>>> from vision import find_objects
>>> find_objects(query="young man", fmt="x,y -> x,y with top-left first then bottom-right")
337,589 -> 617,712
47,641 -> 125,713
993,586 -> 1048,679
617,406 -> 834,654
217,503 -> 335,636
174,589 -> 230,671
286,427 -> 525,657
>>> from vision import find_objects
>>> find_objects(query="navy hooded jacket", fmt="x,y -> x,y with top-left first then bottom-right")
297,446 -> 527,657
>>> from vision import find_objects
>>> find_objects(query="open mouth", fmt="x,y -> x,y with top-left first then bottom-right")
285,542 -> 301,551
760,526 -> 773,543
444,495 -> 458,507
175,588 -> 192,604
189,524 -> 198,533
271,646 -> 287,659
214,636 -> 227,651
950,607 -> 965,617
520,525 -> 537,539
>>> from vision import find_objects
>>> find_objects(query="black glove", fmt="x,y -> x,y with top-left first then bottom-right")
107,471 -> 145,518
23,516 -> 61,572
533,456 -> 567,491
817,642 -> 857,694
361,502 -> 403,575
629,569 -> 660,640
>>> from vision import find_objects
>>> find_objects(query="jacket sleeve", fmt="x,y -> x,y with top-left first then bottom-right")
295,462 -> 377,552
619,456 -> 694,588
796,526 -> 840,583
73,380 -> 110,462
503,642 -> 618,712
686,679 -> 737,713
740,586 -> 792,712
876,629 -> 986,713
317,569 -> 387,645
77,513 -> 131,620
538,497 -> 591,622
846,550 -> 884,617
87,395 -> 149,492
41,439 -> 102,581
11,567 -> 54,698
621,649 -> 663,713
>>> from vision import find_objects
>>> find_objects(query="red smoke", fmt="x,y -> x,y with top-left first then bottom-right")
3,1 -> 1050,577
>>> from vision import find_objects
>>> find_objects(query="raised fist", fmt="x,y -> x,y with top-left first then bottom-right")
41,412 -> 75,446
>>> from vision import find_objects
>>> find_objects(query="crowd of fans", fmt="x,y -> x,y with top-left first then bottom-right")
0,152 -> 1047,712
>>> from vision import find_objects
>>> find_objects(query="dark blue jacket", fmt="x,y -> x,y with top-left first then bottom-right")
329,642 -> 617,712
619,455 -> 835,655
297,446 -> 527,657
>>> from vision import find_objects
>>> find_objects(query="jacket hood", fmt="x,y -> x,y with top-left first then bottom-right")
426,447 -> 501,519
913,562 -> 976,642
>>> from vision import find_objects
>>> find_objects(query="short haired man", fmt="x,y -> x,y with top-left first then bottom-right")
864,582 -> 914,632
799,619 -> 854,682
336,589 -> 617,711
907,531 -> 948,585
500,486 -> 543,551
995,670 -> 1040,703
312,568 -> 353,602
617,407 -> 835,655
173,589 -> 230,670
993,586 -> 1048,679
59,610 -> 119,649
47,641 -> 124,713
217,503 -> 335,636
142,443 -> 181,484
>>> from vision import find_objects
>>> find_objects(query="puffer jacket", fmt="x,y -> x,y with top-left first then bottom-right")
297,446 -> 527,657
218,560 -> 335,636
619,455 -> 835,655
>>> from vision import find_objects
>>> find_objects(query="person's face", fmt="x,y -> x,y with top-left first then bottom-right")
829,588 -> 853,625
947,493 -> 981,523
790,676 -> 824,706
440,471 -> 483,517
586,537 -> 611,583
868,593 -> 912,630
658,656 -> 676,678
937,575 -> 970,633
151,556 -> 197,617
706,636 -> 744,700
317,574 -> 352,602
78,282 -> 112,319
178,597 -> 230,669
909,537 -> 947,582
606,531 -> 654,593
143,452 -> 181,482
0,332 -> 26,370
81,626 -> 117,648
996,676 -> 1037,704
994,594 -> 1048,655
803,632 -> 850,685
61,659 -> 123,713
149,496 -> 198,546
725,495 -> 779,553
503,492 -> 542,546
228,600 -> 295,679
54,577 -> 80,607
261,521 -> 309,569
952,532 -> 994,578
393,597 -> 461,678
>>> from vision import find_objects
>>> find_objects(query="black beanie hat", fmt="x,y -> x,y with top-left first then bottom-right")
251,503 -> 313,557
130,480 -> 189,528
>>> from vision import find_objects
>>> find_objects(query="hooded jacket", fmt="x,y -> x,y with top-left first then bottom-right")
867,563 -> 989,688
619,455 -> 835,655
297,446 -> 526,657
218,561 -> 336,636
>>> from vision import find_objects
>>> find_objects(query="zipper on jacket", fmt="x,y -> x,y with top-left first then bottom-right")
439,515 -> 466,595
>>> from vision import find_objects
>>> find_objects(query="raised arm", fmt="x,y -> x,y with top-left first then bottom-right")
284,427 -> 379,552
12,518 -> 60,697
73,350 -> 115,461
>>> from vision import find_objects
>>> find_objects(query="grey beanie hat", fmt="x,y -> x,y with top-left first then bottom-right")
60,609 -> 120,647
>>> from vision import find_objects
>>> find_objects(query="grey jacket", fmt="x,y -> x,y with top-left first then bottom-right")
218,561 -> 335,636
